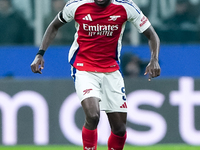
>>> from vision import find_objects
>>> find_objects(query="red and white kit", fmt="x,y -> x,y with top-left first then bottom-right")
58,0 -> 151,112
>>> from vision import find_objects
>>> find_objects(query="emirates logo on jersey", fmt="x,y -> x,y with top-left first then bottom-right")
83,23 -> 119,36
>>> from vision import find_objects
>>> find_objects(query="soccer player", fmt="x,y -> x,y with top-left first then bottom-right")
31,0 -> 161,149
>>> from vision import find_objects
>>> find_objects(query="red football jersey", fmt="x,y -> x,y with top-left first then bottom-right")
58,0 -> 151,72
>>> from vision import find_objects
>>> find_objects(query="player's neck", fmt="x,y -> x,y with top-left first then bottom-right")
94,0 -> 112,8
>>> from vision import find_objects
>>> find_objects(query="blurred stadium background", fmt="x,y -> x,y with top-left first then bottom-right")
0,0 -> 200,149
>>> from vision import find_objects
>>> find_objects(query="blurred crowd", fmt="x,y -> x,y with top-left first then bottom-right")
0,0 -> 200,45
0,0 -> 33,45
135,0 -> 200,44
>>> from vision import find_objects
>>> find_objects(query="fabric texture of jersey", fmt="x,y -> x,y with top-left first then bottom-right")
73,69 -> 127,113
58,0 -> 151,73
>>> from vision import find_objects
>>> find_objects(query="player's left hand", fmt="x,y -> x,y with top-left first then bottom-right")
144,58 -> 160,81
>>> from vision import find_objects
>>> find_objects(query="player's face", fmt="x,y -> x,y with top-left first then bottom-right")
94,0 -> 111,7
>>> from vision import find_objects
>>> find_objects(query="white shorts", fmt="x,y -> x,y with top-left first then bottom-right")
71,68 -> 127,113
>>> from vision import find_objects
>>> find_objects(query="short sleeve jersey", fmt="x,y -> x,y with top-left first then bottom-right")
58,0 -> 151,73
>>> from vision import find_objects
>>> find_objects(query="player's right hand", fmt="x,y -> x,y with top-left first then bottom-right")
30,55 -> 44,74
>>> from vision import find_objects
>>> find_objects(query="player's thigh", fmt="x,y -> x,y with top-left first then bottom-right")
74,70 -> 102,101
81,97 -> 100,117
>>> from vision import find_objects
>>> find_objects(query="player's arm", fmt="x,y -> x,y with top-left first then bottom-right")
30,14 -> 66,74
125,1 -> 160,80
39,15 -> 65,51
142,25 -> 161,81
